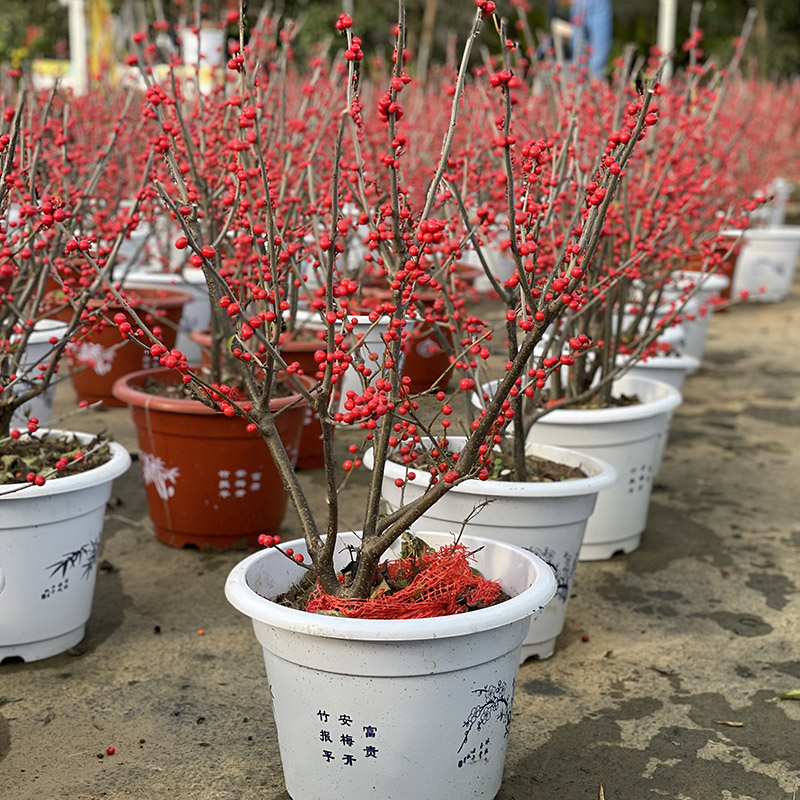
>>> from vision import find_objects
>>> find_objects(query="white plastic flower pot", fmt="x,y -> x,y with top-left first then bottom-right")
620,351 -> 699,392
335,314 -> 390,415
460,228 -> 516,292
664,269 -> 730,305
0,430 -> 131,662
181,27 -> 226,68
727,226 -> 800,302
366,440 -> 616,661
116,220 -> 152,273
122,269 -> 211,362
613,318 -> 697,383
10,319 -> 69,429
661,270 -> 729,363
225,531 -> 556,800
615,355 -> 692,470
524,375 -> 682,560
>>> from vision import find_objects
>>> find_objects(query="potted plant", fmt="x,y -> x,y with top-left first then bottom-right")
103,3 -> 671,796
111,23 -> 323,547
0,88 -> 133,662
463,21 -> 763,561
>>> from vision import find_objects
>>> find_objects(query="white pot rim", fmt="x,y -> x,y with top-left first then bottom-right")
123,268 -> 206,286
536,375 -> 682,424
225,531 -> 556,642
0,429 -> 131,499
722,225 -> 800,241
345,314 -> 391,326
366,439 -> 616,498
618,353 -> 700,371
477,375 -> 681,425
15,319 -> 69,344
668,269 -> 730,294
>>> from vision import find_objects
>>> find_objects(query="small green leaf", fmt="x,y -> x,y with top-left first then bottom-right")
779,689 -> 800,701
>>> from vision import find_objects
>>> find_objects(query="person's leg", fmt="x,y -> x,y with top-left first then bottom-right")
586,0 -> 613,78
571,0 -> 613,78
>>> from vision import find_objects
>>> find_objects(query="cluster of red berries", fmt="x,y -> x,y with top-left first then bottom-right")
258,534 -> 304,563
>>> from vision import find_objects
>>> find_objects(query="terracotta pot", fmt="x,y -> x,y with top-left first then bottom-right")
63,288 -> 193,407
191,329 -> 330,471
112,366 -> 309,548
188,328 -> 213,369
681,246 -> 738,309
359,290 -> 452,394
452,263 -> 484,286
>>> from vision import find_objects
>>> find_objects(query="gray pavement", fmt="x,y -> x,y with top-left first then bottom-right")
1,277 -> 799,800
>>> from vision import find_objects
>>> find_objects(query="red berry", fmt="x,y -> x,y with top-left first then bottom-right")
106,746 -> 115,755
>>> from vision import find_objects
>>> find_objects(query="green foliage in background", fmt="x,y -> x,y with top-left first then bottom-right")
1,0 -> 798,78
0,0 -> 72,65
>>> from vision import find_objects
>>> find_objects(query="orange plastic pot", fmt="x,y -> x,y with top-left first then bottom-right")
66,288 -> 193,407
192,329 -> 330,471
681,247 -> 739,310
112,366 -> 309,548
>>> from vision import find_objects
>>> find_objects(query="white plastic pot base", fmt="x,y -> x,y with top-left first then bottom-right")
519,636 -> 556,663
579,532 -> 642,561
0,624 -> 84,663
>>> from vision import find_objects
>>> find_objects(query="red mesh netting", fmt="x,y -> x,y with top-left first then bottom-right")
304,543 -> 502,620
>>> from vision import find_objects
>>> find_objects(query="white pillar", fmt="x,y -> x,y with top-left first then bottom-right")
59,0 -> 89,95
657,0 -> 678,82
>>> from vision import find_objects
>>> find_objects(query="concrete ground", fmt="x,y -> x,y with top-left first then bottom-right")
2,277 -> 799,800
